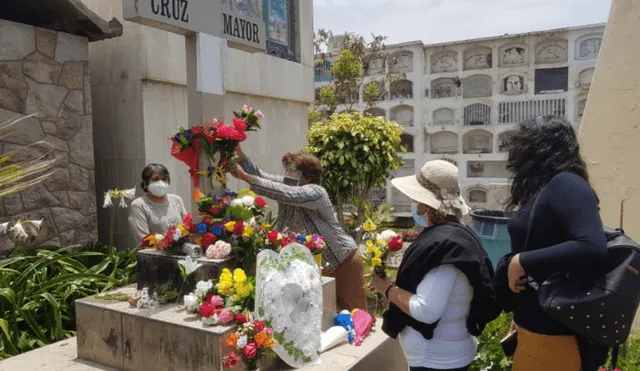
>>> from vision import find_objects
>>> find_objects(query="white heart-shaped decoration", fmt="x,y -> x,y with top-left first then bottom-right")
255,243 -> 322,367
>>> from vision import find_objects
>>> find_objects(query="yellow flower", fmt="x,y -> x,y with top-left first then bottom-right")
363,219 -> 376,232
267,338 -> 276,348
305,235 -> 312,242
376,239 -> 387,249
373,248 -> 382,259
178,224 -> 189,237
225,221 -> 236,232
233,268 -> 247,284
220,268 -> 233,282
242,225 -> 255,238
218,280 -> 234,295
261,223 -> 272,230
234,281 -> 253,299
371,257 -> 382,267
366,241 -> 375,255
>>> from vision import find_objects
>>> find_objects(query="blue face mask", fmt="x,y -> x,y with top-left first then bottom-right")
411,204 -> 428,226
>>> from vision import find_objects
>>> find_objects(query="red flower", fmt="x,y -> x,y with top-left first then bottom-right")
202,217 -> 213,225
267,230 -> 280,244
253,320 -> 265,332
232,117 -> 247,132
234,313 -> 248,324
191,126 -> 204,136
216,124 -> 248,141
223,196 -> 232,205
233,221 -> 245,236
388,236 -> 404,252
199,302 -> 216,318
243,342 -> 257,359
255,197 -> 267,208
203,233 -> 217,247
209,206 -> 221,216
280,237 -> 292,247
223,352 -> 241,368
182,213 -> 192,227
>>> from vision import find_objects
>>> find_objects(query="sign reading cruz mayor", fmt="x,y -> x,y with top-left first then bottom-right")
123,0 -> 221,35
221,10 -> 266,52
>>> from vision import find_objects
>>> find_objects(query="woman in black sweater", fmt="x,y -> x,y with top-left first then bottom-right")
494,116 -> 609,370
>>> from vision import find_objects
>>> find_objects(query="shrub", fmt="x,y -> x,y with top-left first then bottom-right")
0,243 -> 137,359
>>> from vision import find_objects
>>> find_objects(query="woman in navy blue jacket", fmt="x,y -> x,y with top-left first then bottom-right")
494,116 -> 608,371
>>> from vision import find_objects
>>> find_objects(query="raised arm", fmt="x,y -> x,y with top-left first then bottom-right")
519,172 -> 608,273
250,177 -> 326,210
241,157 -> 284,183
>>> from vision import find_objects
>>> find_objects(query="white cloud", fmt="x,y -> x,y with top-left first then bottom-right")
314,0 -> 612,44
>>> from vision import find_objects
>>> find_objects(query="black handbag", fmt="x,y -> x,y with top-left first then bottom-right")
524,190 -> 640,368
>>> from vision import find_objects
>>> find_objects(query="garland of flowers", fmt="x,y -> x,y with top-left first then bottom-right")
168,105 -> 263,187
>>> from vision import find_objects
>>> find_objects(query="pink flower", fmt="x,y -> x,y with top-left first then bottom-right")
216,124 -> 247,141
219,308 -> 235,324
265,328 -> 273,336
232,117 -> 247,131
235,313 -> 248,324
207,294 -> 224,307
207,240 -> 232,259
255,110 -> 264,119
253,320 -> 265,332
243,342 -> 257,359
223,352 -> 241,368
243,105 -> 253,113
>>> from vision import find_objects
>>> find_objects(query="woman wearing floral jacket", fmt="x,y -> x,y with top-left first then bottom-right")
228,148 -> 366,312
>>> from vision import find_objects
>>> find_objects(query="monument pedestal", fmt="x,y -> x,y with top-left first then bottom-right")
75,277 -> 337,371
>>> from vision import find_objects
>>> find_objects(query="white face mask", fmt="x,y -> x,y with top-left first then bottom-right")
148,181 -> 169,197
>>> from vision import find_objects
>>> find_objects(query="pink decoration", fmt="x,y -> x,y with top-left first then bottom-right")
218,307 -> 235,324
352,309 -> 373,346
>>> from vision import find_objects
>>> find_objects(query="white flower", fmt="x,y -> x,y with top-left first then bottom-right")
230,198 -> 243,207
0,222 -> 9,234
241,195 -> 255,207
236,335 -> 248,349
195,280 -> 213,297
119,196 -> 127,208
242,105 -> 253,113
178,256 -> 203,276
9,221 -> 29,241
103,192 -> 113,208
123,187 -> 136,200
202,314 -> 220,326
154,233 -> 165,241
248,217 -> 256,226
379,230 -> 398,243
23,219 -> 43,237
255,110 -> 264,119
183,293 -> 199,311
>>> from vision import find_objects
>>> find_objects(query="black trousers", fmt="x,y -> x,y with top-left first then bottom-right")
409,366 -> 470,371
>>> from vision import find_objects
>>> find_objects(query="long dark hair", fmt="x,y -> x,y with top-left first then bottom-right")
506,116 -> 590,210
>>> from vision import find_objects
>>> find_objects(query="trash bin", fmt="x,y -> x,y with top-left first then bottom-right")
470,210 -> 512,268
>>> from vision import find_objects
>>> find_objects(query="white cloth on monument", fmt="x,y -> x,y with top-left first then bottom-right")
398,264 -> 477,369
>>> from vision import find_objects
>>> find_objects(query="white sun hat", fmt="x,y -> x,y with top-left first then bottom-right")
391,160 -> 470,217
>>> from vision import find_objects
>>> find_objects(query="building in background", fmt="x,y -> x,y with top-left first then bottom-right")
315,23 -> 605,213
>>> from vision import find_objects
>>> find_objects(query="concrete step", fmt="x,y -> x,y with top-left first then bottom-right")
74,277 -> 337,371
0,322 -> 407,371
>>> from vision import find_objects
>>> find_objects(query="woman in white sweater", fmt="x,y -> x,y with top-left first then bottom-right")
370,160 -> 500,371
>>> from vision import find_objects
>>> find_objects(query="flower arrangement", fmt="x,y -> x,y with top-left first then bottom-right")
223,319 -> 275,370
168,105 -> 263,187
138,213 -> 199,253
183,268 -> 255,327
360,219 -> 404,278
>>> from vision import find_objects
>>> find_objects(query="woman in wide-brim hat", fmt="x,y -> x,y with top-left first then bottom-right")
370,160 -> 500,371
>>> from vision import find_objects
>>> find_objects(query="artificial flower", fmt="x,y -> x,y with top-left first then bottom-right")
233,268 -> 247,284
241,195 -> 255,207
199,302 -> 216,318
242,225 -> 255,238
219,308 -> 235,324
230,198 -> 243,207
234,313 -> 248,324
233,221 -> 245,236
254,331 -> 271,348
192,189 -> 205,202
209,205 -> 222,216
196,223 -> 208,235
253,320 -> 265,332
202,233 -> 217,248
363,219 -> 377,233
178,224 -> 189,237
379,229 -> 398,242
267,230 -> 280,244
225,221 -> 236,232
255,197 -> 267,208
211,224 -> 223,236
388,236 -> 404,252
233,282 -> 253,301
232,117 -> 247,131
205,293 -> 224,307
236,334 -> 248,349
223,352 -> 241,368
225,333 -> 240,348
216,124 -> 247,141
195,280 -> 213,296
242,105 -> 253,113
178,255 -> 202,276
183,293 -> 199,311
371,257 -> 382,267
210,240 -> 232,259
255,110 -> 264,119
243,342 -> 257,359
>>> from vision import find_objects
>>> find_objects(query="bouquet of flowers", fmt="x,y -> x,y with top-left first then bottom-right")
183,268 -> 255,326
360,219 -> 404,278
223,319 -> 275,370
264,230 -> 326,270
168,105 -> 263,187
138,213 -> 199,253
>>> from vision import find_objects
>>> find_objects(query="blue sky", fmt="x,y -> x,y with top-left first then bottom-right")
313,0 -> 612,45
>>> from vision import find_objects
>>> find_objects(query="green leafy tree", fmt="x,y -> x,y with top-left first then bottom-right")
312,30 -> 403,120
306,112 -> 404,243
